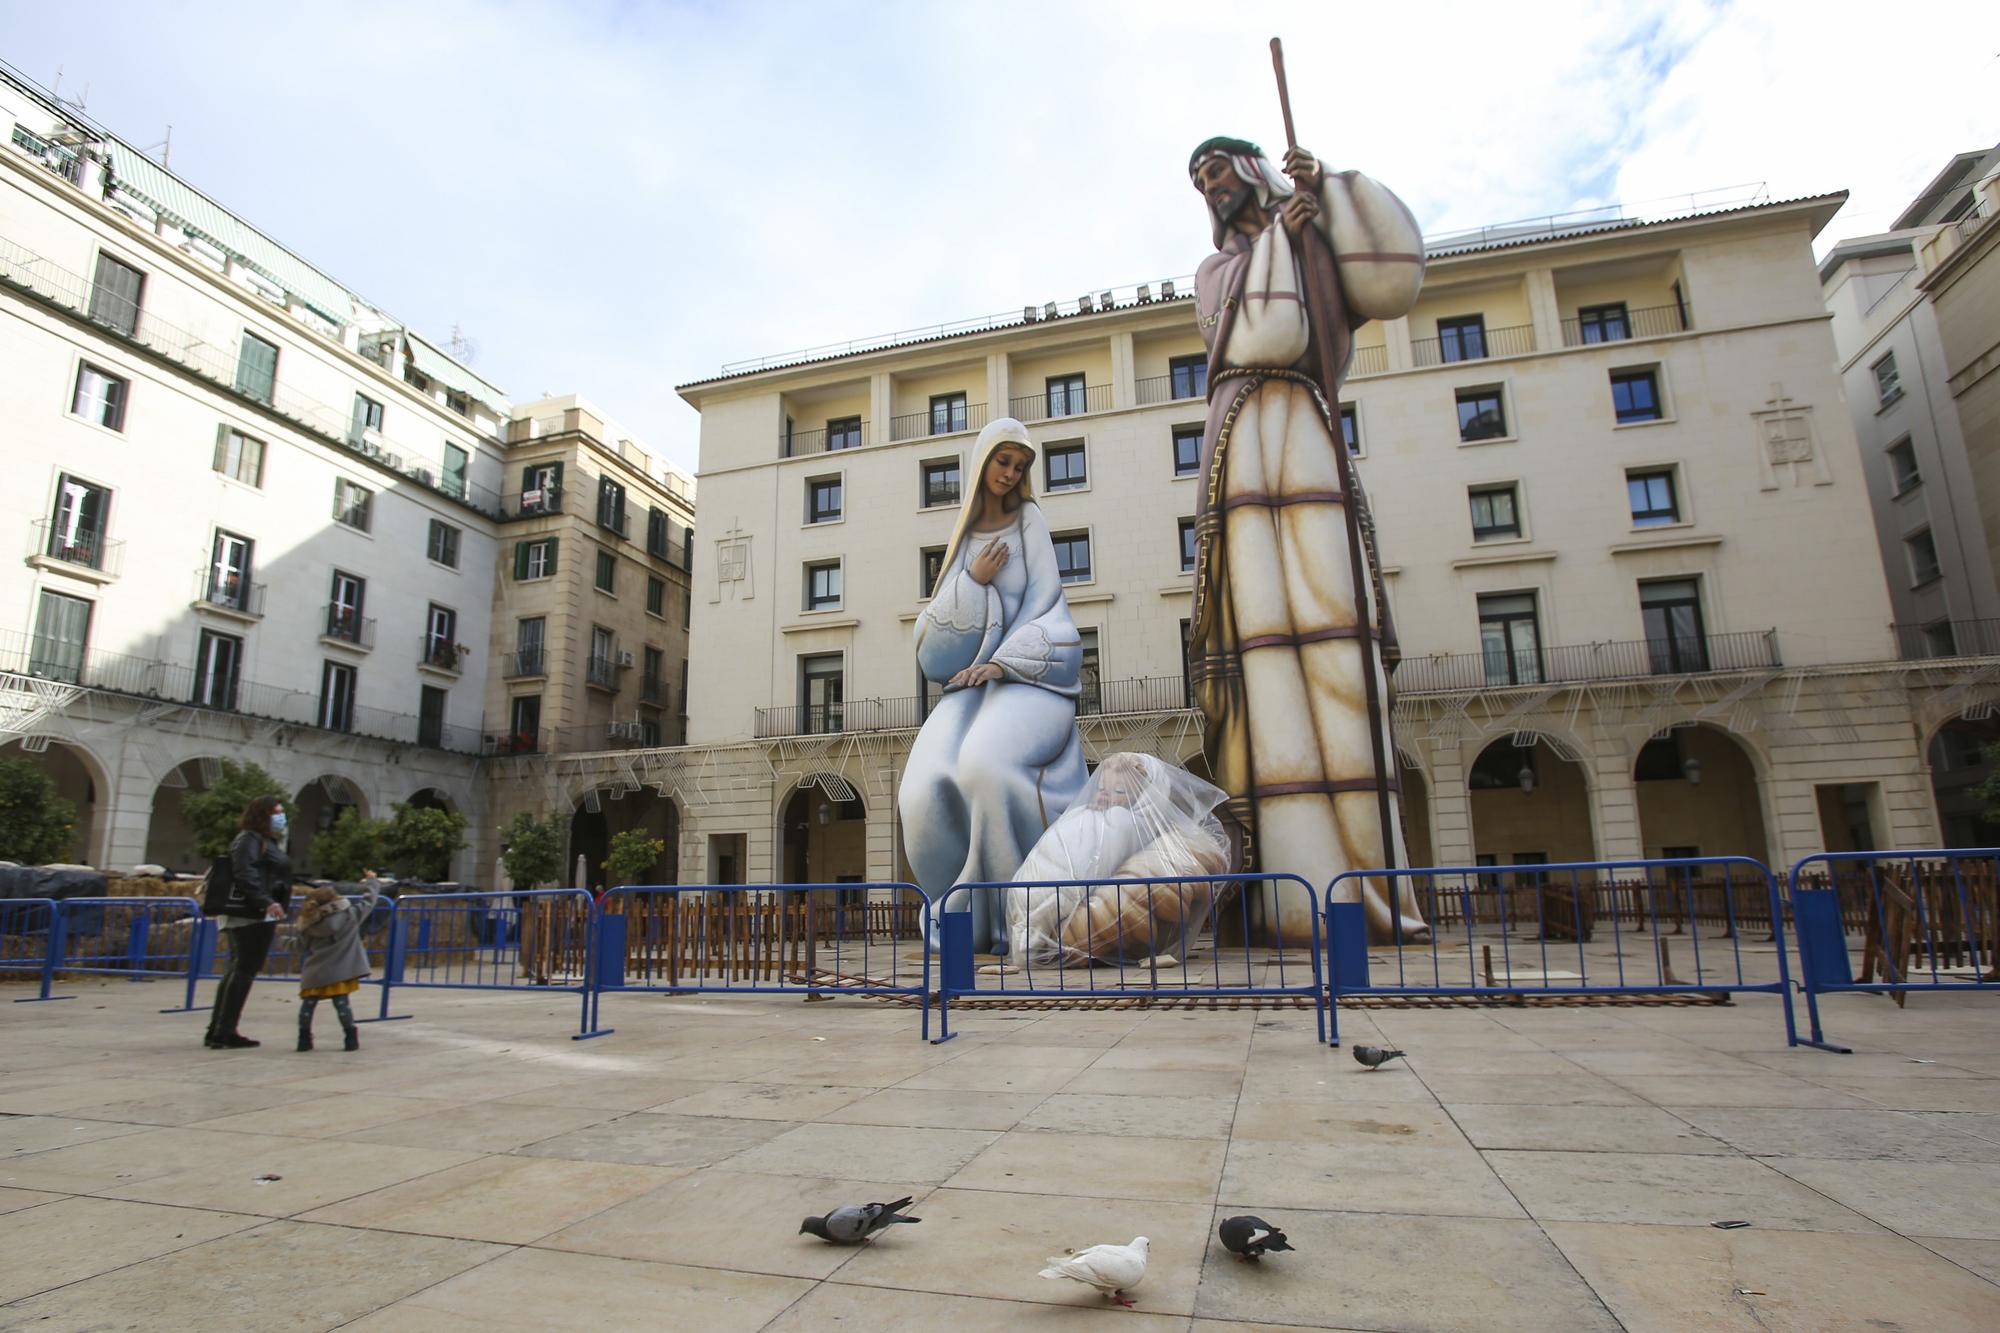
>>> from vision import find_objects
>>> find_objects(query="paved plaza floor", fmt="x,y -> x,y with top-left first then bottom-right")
1,978 -> 1997,1331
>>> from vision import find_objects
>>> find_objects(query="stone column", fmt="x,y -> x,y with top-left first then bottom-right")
1384,316 -> 1414,372
1524,268 -> 1563,353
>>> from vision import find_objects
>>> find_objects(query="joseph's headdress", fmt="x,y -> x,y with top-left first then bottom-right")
1189,135 -> 1296,249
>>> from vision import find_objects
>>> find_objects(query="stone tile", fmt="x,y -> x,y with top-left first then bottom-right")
1765,1158 -> 2000,1238
56,1080 -> 319,1128
766,1283 -> 1192,1331
342,1247 -> 813,1332
1230,1098 -> 1468,1148
896,1061 -> 1084,1095
299,1155 -> 678,1244
822,1087 -> 1049,1132
104,1136 -> 482,1218
0,1219 -> 503,1332
1195,1209 -> 1619,1332
342,1101 -> 618,1154
1239,1065 -> 1441,1104
949,1129 -> 1226,1203
542,1168 -> 931,1278
1222,1138 -> 1525,1218
1486,1151 -> 1883,1231
728,1122 -> 999,1184
1450,1103 -> 1733,1154
275,1064 -> 569,1102
1915,1236 -> 2000,1284
1912,1111 -> 2000,1143
656,1081 -> 870,1121
1061,1066 -> 1247,1099
192,1093 -> 440,1138
1424,1072 -> 1645,1107
749,1053 -> 945,1088
1021,1092 -> 1238,1139
833,1186 -> 1209,1315
0,1196 -> 260,1303
0,1188 -> 60,1216
1546,1219 -> 2000,1333
1738,1051 -> 1989,1079
1609,1074 -> 1880,1109
1670,1106 -> 2000,1162
513,1112 -> 793,1169
1092,1043 -> 1249,1074
948,1043 -> 1103,1070
1563,1049 -> 1774,1078
486,1073 -> 714,1112
0,1076 -> 207,1116
0,1125 -> 295,1195
0,1114 -> 152,1158
1817,1077 -> 2000,1113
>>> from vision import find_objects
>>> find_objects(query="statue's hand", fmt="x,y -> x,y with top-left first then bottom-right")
1279,189 -> 1320,237
968,538 -> 1010,585
1281,147 -> 1323,192
948,662 -> 1004,689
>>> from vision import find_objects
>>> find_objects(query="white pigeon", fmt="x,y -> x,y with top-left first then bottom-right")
1039,1236 -> 1149,1306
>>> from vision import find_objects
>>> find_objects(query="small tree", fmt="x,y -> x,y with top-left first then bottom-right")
500,812 -> 564,889
0,757 -> 77,865
603,829 -> 667,888
179,760 -> 287,860
312,807 -> 387,880
383,803 -> 468,881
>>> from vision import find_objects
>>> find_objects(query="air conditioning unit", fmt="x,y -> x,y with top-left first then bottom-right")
411,466 -> 433,485
607,720 -> 641,741
382,452 -> 403,470
617,650 -> 636,668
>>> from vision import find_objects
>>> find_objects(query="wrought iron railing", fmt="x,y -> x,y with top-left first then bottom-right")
1410,323 -> 1536,368
1392,629 -> 1781,694
482,730 -> 541,757
503,648 -> 546,678
502,487 -> 566,519
640,673 -> 665,703
1560,302 -> 1690,347
889,401 -> 987,442
753,673 -> 1202,739
192,567 -> 266,617
29,518 -> 122,576
420,637 -> 465,672
1009,383 -> 1113,423
1135,374 -> 1208,406
1893,618 -> 2000,661
1077,673 -> 1194,716
321,604 -> 374,649
1349,344 -> 1389,377
586,655 -> 621,689
781,420 -> 870,457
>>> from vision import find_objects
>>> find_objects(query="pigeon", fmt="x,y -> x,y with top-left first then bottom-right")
1218,1215 -> 1294,1260
1040,1236 -> 1148,1307
798,1196 -> 921,1244
1352,1044 -> 1407,1071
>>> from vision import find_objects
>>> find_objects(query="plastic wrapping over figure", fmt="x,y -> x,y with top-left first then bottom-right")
1004,753 -> 1234,965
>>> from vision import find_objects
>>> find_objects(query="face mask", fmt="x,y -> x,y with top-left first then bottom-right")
270,812 -> 288,835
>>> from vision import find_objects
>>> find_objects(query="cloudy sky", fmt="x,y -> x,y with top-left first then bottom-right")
7,1 -> 1995,470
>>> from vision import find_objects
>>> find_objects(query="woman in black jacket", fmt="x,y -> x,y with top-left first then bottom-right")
204,795 -> 292,1049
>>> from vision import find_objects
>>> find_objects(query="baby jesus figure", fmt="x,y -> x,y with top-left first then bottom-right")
1004,752 -> 1234,966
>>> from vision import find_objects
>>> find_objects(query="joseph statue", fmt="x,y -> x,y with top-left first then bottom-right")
1186,136 -> 1431,944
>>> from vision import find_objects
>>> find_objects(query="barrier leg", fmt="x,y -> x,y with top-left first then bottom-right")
573,913 -> 621,1041
1324,901 -> 1370,1046
1790,887 -> 1853,1053
162,919 -> 215,1014
361,915 -> 413,1025
932,911 -> 971,1044
16,906 -> 74,1003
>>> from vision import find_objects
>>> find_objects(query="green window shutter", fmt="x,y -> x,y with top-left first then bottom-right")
521,464 -> 537,492
546,536 -> 559,574
212,423 -> 230,472
513,541 -> 529,579
550,461 -> 565,495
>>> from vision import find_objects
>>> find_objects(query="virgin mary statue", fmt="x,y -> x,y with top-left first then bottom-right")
899,417 -> 1088,954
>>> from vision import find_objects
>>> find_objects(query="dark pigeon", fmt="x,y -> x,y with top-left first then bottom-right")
800,1196 -> 921,1244
1352,1044 -> 1407,1071
1219,1215 -> 1294,1261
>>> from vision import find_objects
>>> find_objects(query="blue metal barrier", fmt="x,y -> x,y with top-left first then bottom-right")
1,898 -> 67,1003
932,873 -> 1323,1044
384,888 -> 606,1039
1324,857 -> 1798,1047
1790,849 -> 2000,1053
11,897 -> 210,1011
197,891 -> 405,1025
594,883 -> 932,1040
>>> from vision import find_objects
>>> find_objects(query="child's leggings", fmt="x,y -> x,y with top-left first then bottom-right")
299,994 -> 354,1030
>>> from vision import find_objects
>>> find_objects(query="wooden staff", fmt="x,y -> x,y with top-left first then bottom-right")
1269,36 -> 1401,881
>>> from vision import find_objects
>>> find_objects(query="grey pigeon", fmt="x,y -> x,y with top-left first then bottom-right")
1218,1215 -> 1294,1260
1352,1044 -> 1406,1070
799,1196 -> 921,1244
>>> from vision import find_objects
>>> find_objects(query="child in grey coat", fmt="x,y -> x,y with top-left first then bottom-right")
294,873 -> 381,1052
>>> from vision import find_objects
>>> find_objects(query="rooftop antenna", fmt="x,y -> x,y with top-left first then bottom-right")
447,322 -> 478,364
50,67 -> 88,115
138,126 -> 172,167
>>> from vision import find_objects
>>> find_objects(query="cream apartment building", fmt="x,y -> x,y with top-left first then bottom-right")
651,187 -> 1989,890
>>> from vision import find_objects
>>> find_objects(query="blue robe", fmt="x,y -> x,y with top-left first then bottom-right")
901,501 -> 1087,952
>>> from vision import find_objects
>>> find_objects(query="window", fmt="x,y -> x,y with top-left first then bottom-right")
318,661 -> 356,732
1047,374 -> 1086,418
235,331 -> 278,404
445,389 -> 470,417
1178,517 -> 1197,572
508,695 -> 542,751
1339,404 -> 1359,457
922,459 -> 960,508
1887,438 -> 1920,494
1906,528 -> 1942,585
1052,530 -> 1092,585
519,461 -> 562,515
427,519 -> 461,568
326,570 -> 365,642
682,589 -> 692,629
514,618 -> 545,676
29,591 -> 91,683
418,685 -> 447,748
921,545 -> 946,597
1577,303 -> 1629,343
1046,442 -> 1087,491
1456,387 -> 1507,441
351,393 -> 383,439
1922,619 -> 1959,658
597,477 -> 628,535
194,629 -> 242,709
595,549 -> 617,593
514,537 -> 558,580
441,443 -> 468,501
71,362 -> 127,430
1078,628 -> 1101,713
207,531 -> 255,610
647,507 -> 670,557
1626,469 -> 1680,526
1873,352 -> 1903,407
646,576 -> 666,616
827,416 -> 862,451
1611,369 -> 1663,423
1640,578 -> 1708,673
88,253 -> 145,335
214,428 -> 265,486
46,476 -> 111,569
642,646 -> 665,704
1173,425 -> 1203,476
1169,354 -> 1207,400
808,476 -> 843,523
424,604 -> 458,669
806,560 -> 842,611
333,478 -> 373,532
800,653 -> 844,734
1438,315 -> 1487,363
588,626 -> 617,689
1468,484 -> 1520,541
1478,592 -> 1542,686
930,392 -> 968,436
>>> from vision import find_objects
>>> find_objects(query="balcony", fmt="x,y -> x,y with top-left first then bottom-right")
482,730 -> 541,757
503,487 -> 565,519
753,674 -> 1203,739
1893,618 -> 2000,661
1135,375 -> 1206,406
550,719 -> 659,752
782,420 -> 871,457
1076,673 -> 1194,716
419,637 -> 466,675
890,401 -> 988,443
192,567 -> 265,619
585,654 -> 621,690
1410,323 -> 1536,368
1349,345 -> 1389,378
320,604 -> 375,650
1392,629 -> 1782,694
1560,302 -> 1690,347
640,673 -> 665,704
1008,383 -> 1112,423
503,648 -> 547,678
28,519 -> 123,579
